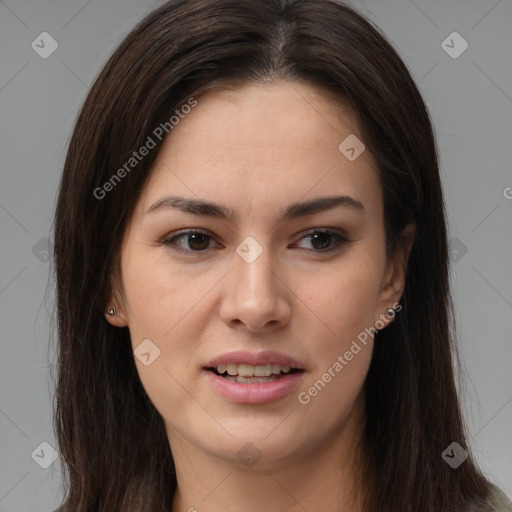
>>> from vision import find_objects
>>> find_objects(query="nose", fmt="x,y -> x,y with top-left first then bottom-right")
219,242 -> 292,333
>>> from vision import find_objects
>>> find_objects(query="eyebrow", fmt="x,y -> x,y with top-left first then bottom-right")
145,194 -> 365,220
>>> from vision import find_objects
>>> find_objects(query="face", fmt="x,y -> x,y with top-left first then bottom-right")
106,80 -> 409,470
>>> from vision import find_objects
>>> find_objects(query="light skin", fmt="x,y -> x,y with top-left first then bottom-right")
105,80 -> 414,512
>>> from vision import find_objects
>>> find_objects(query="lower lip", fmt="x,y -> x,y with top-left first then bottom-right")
203,369 -> 305,404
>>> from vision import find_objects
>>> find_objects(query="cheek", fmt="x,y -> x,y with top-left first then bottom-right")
121,244 -> 200,340
120,247 -> 220,405
300,255 -> 384,348
121,253 -> 207,424
294,265 -> 380,430
292,248 -> 384,420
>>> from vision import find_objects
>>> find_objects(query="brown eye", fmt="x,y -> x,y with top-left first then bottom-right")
162,228 -> 349,255
295,229 -> 349,252
163,230 -> 216,253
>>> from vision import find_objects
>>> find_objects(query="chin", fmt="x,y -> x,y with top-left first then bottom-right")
198,423 -> 313,469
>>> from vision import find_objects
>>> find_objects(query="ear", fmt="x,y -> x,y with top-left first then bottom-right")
375,223 -> 415,324
104,280 -> 128,328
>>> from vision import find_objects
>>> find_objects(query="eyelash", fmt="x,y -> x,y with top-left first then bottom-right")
161,229 -> 349,255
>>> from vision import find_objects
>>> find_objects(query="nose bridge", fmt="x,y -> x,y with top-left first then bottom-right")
233,234 -> 278,301
220,233 -> 290,331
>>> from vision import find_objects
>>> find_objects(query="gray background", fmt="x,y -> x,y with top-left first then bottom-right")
0,0 -> 511,510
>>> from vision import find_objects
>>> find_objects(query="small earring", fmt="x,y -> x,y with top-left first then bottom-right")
386,308 -> 395,318
107,307 -> 118,316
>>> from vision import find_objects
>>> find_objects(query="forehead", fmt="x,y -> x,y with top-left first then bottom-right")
173,80 -> 361,150
136,80 -> 381,222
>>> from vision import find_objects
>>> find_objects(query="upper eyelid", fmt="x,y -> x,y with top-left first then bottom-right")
164,227 -> 348,240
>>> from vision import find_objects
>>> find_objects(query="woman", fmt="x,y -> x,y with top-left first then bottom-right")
52,0 -> 511,510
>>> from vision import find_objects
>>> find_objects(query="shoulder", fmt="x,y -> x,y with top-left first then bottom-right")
488,486 -> 512,511
470,485 -> 512,512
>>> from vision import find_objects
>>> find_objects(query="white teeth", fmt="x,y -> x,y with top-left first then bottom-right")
238,364 -> 254,377
254,364 -> 272,377
215,363 -> 295,377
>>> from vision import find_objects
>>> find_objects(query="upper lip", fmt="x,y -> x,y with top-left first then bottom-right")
204,350 -> 305,369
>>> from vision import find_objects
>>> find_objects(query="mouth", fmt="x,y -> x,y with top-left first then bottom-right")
203,350 -> 305,403
206,363 -> 303,384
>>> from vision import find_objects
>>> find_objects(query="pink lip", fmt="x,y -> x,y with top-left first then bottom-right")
203,369 -> 305,404
204,350 -> 305,369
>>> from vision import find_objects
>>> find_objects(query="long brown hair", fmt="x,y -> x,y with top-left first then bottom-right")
53,0 -> 494,510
